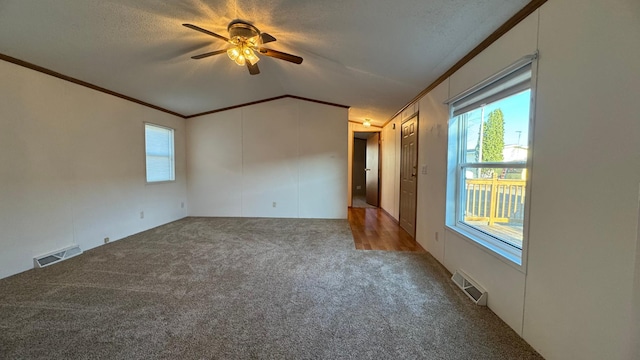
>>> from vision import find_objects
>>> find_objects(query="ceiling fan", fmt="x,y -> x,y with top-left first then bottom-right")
183,20 -> 303,75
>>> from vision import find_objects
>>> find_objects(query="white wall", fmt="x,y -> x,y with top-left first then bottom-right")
415,81 -> 449,263
0,60 -> 187,279
187,98 -> 348,219
380,117 -> 398,219
405,0 -> 640,358
393,118 -> 401,220
632,209 -> 640,359
522,1 -> 639,359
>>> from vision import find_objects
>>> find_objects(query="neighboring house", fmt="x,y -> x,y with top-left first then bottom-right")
503,144 -> 528,162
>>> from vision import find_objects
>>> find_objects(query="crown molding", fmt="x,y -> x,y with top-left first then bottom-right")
185,95 -> 349,119
0,53 -> 349,120
0,53 -> 185,118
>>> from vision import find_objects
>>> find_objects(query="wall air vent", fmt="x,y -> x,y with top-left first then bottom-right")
452,269 -> 487,306
34,245 -> 83,268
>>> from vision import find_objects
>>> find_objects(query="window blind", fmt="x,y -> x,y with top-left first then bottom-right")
145,124 -> 175,182
451,63 -> 532,117
445,54 -> 537,117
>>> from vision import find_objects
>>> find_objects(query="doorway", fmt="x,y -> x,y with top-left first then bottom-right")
399,116 -> 418,237
352,132 -> 380,208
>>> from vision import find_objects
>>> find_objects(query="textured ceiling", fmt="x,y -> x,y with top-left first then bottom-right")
0,0 -> 529,125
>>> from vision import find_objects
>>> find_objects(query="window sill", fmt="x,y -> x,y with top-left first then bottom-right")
445,224 -> 525,272
146,180 -> 176,185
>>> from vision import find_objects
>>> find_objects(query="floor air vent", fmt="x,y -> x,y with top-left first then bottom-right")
452,270 -> 487,306
34,245 -> 83,268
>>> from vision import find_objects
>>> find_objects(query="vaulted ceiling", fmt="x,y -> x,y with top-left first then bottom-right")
0,0 -> 529,126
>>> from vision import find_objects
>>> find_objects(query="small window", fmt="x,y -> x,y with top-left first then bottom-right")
145,123 -> 175,183
446,56 -> 536,265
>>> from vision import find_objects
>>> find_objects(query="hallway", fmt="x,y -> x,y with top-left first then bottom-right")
348,207 -> 426,252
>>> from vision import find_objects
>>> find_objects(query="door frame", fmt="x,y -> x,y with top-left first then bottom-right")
348,122 -> 382,208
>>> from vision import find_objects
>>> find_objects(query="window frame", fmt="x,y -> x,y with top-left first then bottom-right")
445,54 -> 538,269
144,122 -> 176,184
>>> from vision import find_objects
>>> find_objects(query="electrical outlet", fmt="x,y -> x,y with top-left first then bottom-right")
272,202 -> 277,208
104,237 -> 110,244
421,165 -> 428,175
140,211 -> 144,219
435,232 -> 439,241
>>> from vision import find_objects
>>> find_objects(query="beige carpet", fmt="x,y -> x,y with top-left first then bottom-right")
0,217 -> 542,359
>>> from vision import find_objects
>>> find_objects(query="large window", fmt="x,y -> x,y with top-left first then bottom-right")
145,123 -> 175,183
446,56 -> 536,265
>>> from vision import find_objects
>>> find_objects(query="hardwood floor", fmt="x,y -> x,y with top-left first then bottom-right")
348,207 -> 426,252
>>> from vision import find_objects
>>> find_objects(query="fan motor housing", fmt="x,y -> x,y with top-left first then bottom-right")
228,20 -> 260,42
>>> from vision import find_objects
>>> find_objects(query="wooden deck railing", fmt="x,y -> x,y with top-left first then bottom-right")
464,177 -> 526,225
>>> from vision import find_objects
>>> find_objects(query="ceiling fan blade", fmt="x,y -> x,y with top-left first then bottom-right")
258,48 -> 303,64
260,33 -> 277,44
246,62 -> 260,75
191,49 -> 228,59
183,23 -> 230,43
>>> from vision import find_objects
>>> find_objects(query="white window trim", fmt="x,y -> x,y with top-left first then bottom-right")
144,122 -> 176,184
444,53 -> 539,271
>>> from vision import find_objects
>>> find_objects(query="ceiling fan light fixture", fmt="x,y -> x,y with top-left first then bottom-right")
244,47 -> 260,65
184,21 -> 303,75
247,36 -> 260,47
228,44 -> 259,66
227,47 -> 240,61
